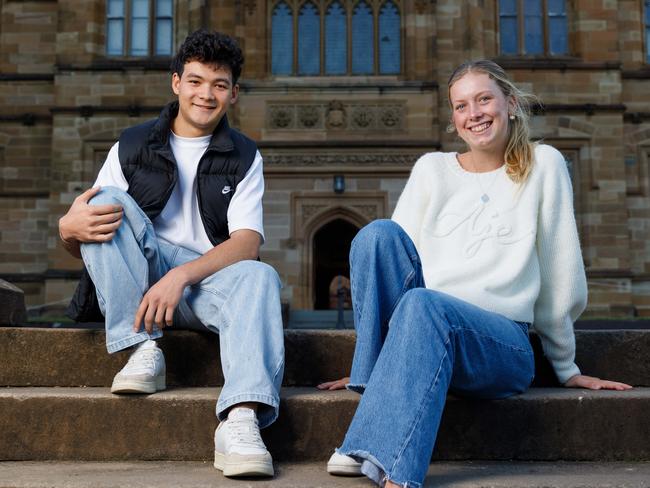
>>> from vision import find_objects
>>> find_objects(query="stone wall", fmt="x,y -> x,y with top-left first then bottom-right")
1,0 -> 649,317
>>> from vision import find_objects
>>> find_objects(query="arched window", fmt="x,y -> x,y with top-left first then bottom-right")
272,2 -> 294,75
325,1 -> 347,74
499,0 -> 568,56
351,1 -> 374,74
271,1 -> 401,76
378,1 -> 400,74
298,2 -> 321,75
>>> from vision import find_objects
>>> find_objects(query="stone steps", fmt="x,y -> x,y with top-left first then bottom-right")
1,327 -> 649,388
2,387 -> 649,462
2,461 -> 650,488
2,325 -> 649,477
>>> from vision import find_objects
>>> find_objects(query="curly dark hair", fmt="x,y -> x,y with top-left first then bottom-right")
170,30 -> 244,84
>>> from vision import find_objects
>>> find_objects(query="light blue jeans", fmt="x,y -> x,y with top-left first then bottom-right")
80,187 -> 285,428
338,220 -> 535,487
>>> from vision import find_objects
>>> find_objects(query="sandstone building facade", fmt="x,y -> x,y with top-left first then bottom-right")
1,0 -> 650,317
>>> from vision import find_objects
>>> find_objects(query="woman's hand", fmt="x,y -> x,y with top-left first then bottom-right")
564,374 -> 632,391
317,377 -> 350,391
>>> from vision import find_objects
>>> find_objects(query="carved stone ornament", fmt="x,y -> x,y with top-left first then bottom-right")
380,106 -> 402,128
302,204 -> 327,225
351,107 -> 375,129
264,152 -> 421,166
266,101 -> 405,132
326,101 -> 346,129
269,106 -> 294,129
351,204 -> 379,221
298,105 -> 322,129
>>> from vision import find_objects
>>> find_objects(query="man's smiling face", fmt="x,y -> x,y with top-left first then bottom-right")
171,60 -> 239,137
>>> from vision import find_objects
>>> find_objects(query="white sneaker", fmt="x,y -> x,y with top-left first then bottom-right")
214,408 -> 273,477
327,451 -> 363,476
111,340 -> 166,394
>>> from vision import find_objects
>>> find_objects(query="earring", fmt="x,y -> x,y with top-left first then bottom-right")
509,114 -> 515,120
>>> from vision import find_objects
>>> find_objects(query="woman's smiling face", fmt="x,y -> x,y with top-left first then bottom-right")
449,71 -> 513,155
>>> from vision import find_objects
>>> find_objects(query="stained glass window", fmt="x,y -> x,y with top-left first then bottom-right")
499,0 -> 568,56
352,1 -> 374,74
325,2 -> 347,74
298,2 -> 321,75
272,2 -> 294,74
379,1 -> 400,74
271,1 -> 401,76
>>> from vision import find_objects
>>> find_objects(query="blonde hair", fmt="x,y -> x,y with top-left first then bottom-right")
447,60 -> 539,184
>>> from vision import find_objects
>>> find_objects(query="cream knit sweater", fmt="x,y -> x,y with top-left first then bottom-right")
392,144 -> 587,383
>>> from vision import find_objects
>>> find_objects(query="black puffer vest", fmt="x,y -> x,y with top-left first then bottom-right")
66,102 -> 258,322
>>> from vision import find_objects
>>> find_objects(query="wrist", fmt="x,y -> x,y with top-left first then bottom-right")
58,216 -> 73,244
171,265 -> 193,287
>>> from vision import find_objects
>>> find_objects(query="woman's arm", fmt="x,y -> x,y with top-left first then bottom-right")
533,145 -> 631,390
564,374 -> 631,390
391,154 -> 433,244
317,377 -> 350,391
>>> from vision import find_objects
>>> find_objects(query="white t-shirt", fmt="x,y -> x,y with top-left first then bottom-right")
94,132 -> 265,254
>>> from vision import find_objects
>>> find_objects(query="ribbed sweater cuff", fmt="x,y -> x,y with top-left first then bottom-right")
553,362 -> 581,385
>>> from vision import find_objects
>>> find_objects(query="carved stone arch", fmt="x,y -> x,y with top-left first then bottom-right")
299,0 -> 319,8
352,0 -> 374,15
270,0 -> 287,11
303,204 -> 368,238
380,0 -> 402,10
302,207 -> 367,309
290,191 -> 388,308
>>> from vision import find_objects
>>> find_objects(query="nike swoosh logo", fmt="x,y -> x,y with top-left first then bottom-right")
222,186 -> 232,194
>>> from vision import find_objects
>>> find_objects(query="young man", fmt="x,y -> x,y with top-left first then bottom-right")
58,30 -> 284,478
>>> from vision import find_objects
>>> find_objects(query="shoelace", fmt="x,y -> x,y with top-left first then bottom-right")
227,417 -> 264,449
123,348 -> 160,374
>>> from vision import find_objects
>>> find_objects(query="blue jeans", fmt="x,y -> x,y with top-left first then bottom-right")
338,220 -> 534,487
80,187 -> 285,428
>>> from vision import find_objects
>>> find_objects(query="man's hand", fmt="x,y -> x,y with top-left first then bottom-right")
132,229 -> 261,334
59,187 -> 123,245
133,267 -> 190,334
564,374 -> 632,390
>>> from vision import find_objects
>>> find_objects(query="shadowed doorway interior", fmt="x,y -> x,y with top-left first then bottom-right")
312,219 -> 359,310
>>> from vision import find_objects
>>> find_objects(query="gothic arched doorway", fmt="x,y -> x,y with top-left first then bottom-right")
312,219 -> 359,310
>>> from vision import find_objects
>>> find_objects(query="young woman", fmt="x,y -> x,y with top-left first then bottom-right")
318,60 -> 632,488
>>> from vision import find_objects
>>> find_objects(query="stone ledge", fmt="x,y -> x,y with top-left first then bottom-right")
0,387 -> 648,462
1,328 -> 648,388
1,461 -> 650,488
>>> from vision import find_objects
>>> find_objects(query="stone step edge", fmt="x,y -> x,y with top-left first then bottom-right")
1,460 -> 650,488
4,385 -> 648,401
2,387 -> 649,462
2,327 -> 650,388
